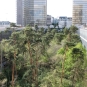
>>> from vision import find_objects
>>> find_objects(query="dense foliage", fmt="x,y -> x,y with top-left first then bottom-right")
0,25 -> 87,87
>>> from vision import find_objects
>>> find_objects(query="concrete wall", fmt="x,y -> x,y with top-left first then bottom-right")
77,28 -> 87,49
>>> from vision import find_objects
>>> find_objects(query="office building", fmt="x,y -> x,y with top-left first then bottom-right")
58,16 -> 72,28
17,0 -> 23,26
66,17 -> 72,28
53,18 -> 58,25
51,17 -> 54,24
59,16 -> 67,28
47,15 -> 52,26
72,0 -> 87,26
17,0 -> 47,27
0,21 -> 10,28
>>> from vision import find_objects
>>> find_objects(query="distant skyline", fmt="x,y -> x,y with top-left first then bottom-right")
0,0 -> 73,23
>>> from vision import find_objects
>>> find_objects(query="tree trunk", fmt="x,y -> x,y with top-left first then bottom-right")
28,41 -> 33,85
61,53 -> 66,86
12,52 -> 16,87
12,62 -> 14,87
35,50 -> 38,87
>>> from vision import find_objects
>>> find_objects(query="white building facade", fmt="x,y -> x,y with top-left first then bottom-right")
0,21 -> 10,28
46,15 -> 52,26
58,16 -> 67,28
58,16 -> 72,28
66,17 -> 72,28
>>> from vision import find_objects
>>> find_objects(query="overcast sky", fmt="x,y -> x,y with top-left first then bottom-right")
0,0 -> 73,23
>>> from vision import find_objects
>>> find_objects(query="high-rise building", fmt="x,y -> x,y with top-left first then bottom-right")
17,0 -> 23,26
47,15 -> 52,26
72,0 -> 87,26
17,0 -> 47,27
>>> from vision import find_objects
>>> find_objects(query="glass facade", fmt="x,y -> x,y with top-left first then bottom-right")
73,0 -> 87,26
17,0 -> 47,26
23,0 -> 34,26
34,0 -> 47,26
17,0 -> 23,26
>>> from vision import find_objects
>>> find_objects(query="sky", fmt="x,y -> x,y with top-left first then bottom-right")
0,0 -> 73,23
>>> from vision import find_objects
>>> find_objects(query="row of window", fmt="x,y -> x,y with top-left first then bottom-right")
0,22 -> 10,25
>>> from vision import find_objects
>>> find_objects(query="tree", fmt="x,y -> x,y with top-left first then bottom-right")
10,23 -> 17,27
70,25 -> 78,34
63,28 -> 69,35
63,43 -> 85,87
35,24 -> 39,32
51,29 -> 58,35
0,24 -> 86,87
54,33 -> 65,44
9,32 -> 21,87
